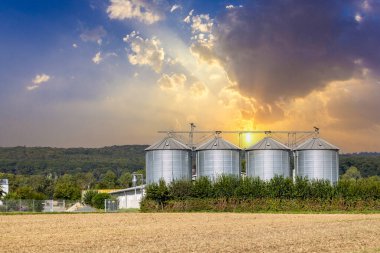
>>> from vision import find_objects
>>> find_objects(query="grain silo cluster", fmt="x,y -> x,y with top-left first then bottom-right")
145,130 -> 340,184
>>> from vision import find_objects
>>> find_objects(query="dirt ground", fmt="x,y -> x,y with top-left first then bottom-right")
1,213 -> 380,253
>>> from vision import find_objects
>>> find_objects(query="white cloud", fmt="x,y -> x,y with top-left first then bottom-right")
107,0 -> 162,24
26,85 -> 39,91
157,73 -> 187,90
170,4 -> 181,13
355,13 -> 363,23
80,26 -> 106,44
27,74 -> 50,91
190,81 -> 208,97
33,74 -> 50,84
184,11 -> 217,64
225,4 -> 243,9
123,31 -> 165,73
183,9 -> 194,23
191,14 -> 213,33
92,52 -> 102,64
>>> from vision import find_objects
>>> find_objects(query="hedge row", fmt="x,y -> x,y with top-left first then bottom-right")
142,176 -> 380,212
141,198 -> 380,212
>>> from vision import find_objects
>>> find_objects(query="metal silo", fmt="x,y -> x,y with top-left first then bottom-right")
195,136 -> 241,180
294,137 -> 339,183
145,136 -> 192,184
246,137 -> 291,180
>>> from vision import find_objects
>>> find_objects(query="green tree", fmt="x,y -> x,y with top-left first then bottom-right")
117,172 -> 132,188
98,170 -> 117,188
77,172 -> 96,190
53,175 -> 81,200
341,166 -> 362,180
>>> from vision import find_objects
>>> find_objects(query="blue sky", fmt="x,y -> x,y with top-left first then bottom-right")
0,0 -> 380,152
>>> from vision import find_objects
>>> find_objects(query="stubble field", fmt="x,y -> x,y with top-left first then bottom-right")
1,213 -> 380,253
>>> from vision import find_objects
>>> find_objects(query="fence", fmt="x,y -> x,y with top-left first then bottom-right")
104,199 -> 119,212
0,199 -> 76,213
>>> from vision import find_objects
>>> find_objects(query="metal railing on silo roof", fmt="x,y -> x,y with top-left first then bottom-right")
157,124 -> 319,149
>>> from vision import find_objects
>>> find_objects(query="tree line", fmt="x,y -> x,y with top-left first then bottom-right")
1,146 -> 380,177
0,169 -> 144,201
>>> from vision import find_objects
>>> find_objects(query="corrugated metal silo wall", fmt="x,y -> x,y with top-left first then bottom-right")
295,150 -> 339,183
196,150 -> 240,180
146,150 -> 192,184
246,150 -> 290,180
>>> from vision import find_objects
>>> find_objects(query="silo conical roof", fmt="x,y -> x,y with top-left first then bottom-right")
195,137 -> 241,151
145,136 -> 191,151
295,137 -> 339,150
246,137 -> 290,151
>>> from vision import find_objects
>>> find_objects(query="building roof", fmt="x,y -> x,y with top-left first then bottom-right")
145,136 -> 191,151
195,137 -> 241,151
295,137 -> 339,151
109,185 -> 145,195
246,137 -> 290,151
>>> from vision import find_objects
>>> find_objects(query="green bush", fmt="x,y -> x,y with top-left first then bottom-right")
91,193 -> 111,209
83,190 -> 98,205
169,180 -> 193,200
145,179 -> 170,209
267,176 -> 293,199
143,175 -> 380,212
192,177 -> 213,198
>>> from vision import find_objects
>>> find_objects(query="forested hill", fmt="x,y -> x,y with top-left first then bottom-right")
0,146 -> 379,177
0,145 -> 148,176
340,153 -> 380,177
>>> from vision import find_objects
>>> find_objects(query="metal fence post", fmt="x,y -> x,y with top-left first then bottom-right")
104,199 -> 107,213
19,199 -> 21,211
32,199 -> 35,212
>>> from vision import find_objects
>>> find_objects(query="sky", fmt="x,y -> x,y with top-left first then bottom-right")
0,0 -> 380,152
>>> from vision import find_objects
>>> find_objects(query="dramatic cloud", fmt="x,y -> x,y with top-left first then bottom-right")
27,74 -> 50,91
107,0 -> 163,24
211,0 -> 380,106
92,52 -> 102,64
80,26 -> 106,45
157,73 -> 187,90
123,31 -> 165,73
327,79 -> 380,129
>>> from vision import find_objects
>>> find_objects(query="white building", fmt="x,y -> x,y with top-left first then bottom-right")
0,179 -> 9,196
109,185 -> 145,209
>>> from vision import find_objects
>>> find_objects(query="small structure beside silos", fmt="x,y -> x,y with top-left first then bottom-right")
145,135 -> 192,184
294,137 -> 339,183
246,137 -> 291,180
195,134 -> 241,180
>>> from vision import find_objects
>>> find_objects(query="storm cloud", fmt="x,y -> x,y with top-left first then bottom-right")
213,0 -> 380,103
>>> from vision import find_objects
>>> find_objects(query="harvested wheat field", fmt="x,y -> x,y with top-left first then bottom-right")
1,213 -> 380,253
